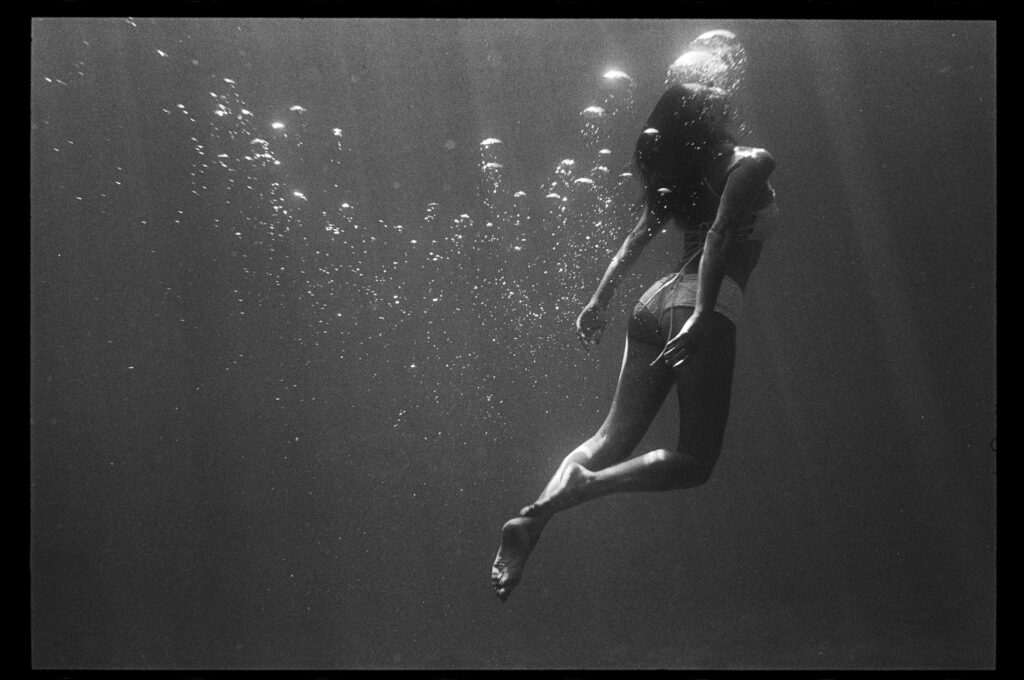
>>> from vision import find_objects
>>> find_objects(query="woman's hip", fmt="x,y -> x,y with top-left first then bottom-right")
637,273 -> 744,327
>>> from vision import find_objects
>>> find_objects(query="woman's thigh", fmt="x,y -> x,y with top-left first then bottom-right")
660,306 -> 737,461
593,333 -> 676,454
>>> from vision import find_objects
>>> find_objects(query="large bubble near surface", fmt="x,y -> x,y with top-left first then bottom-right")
666,50 -> 728,89
665,29 -> 747,94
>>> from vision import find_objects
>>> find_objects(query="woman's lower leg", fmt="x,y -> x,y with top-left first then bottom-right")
522,445 -> 713,517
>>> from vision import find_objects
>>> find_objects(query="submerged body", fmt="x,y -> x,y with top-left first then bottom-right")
635,148 -> 779,340
491,82 -> 778,601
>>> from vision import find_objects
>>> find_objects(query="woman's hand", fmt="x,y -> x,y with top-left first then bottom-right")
576,302 -> 606,351
659,312 -> 709,368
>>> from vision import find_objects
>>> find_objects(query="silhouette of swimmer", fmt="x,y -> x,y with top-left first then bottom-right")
492,81 -> 778,601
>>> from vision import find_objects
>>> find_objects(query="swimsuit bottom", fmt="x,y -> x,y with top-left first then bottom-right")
628,272 -> 743,347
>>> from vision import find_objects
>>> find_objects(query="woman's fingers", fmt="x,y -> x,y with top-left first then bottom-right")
663,338 -> 695,367
578,328 -> 602,351
668,337 -> 701,367
665,336 -> 687,356
577,320 -> 604,349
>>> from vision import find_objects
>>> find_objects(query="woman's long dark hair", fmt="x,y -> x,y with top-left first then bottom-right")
633,83 -> 735,223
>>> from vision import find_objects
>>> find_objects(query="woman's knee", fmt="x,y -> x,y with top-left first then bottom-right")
654,447 -> 717,489
686,457 -> 716,487
575,429 -> 634,468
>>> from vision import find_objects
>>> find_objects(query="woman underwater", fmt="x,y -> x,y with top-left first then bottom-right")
491,81 -> 779,602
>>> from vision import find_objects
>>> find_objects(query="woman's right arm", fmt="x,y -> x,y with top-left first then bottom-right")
577,206 -> 664,348
588,206 -> 664,309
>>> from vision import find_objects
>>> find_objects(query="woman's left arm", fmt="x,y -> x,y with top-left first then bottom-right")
660,149 -> 775,367
694,149 -> 776,316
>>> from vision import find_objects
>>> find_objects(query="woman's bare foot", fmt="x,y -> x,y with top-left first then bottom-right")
491,516 -> 546,602
519,462 -> 594,517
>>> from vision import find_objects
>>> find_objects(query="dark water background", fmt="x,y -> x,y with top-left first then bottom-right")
30,18 -> 996,669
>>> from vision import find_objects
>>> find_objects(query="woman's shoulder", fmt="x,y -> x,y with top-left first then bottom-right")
727,146 -> 775,174
721,146 -> 776,212
729,145 -> 774,176
704,144 -> 776,197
